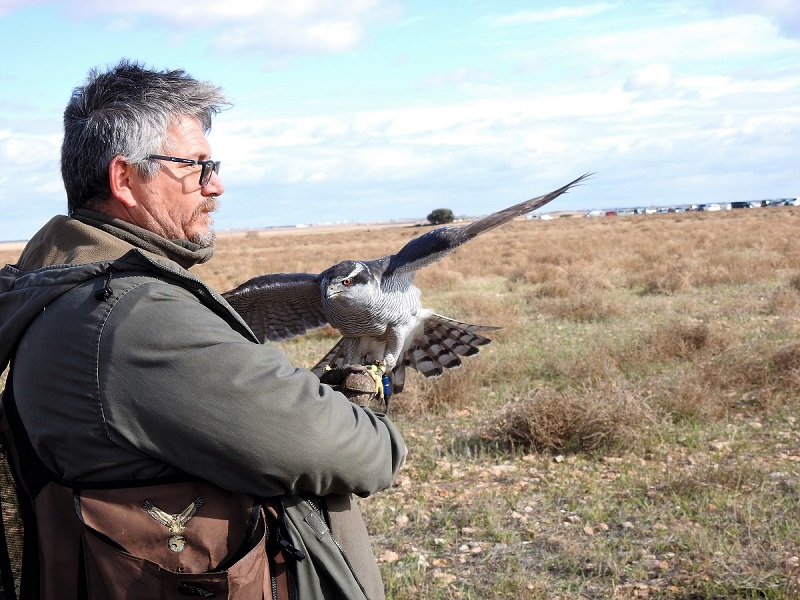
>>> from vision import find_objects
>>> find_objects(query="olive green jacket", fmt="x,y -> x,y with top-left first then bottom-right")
0,211 -> 405,598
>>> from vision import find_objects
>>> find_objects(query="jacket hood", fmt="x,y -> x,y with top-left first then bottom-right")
0,212 -> 217,373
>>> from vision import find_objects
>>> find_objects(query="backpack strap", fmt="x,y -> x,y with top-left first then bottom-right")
0,431 -> 18,600
1,365 -> 51,600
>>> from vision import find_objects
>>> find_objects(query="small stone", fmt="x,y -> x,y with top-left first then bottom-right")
379,550 -> 400,563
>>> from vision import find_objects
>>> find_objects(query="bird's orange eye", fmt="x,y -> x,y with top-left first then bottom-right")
342,278 -> 352,287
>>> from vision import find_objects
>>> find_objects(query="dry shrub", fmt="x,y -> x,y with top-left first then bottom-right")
527,269 -> 614,300
614,319 -> 728,370
446,290 -> 517,325
689,339 -> 800,411
768,342 -> 800,389
765,285 -> 800,315
633,264 -> 693,295
648,369 -> 731,421
641,319 -> 715,360
414,266 -> 465,291
394,366 -> 486,415
507,264 -> 568,286
536,292 -> 620,323
537,344 -> 623,385
700,343 -> 771,395
697,251 -> 781,287
788,272 -> 800,292
656,457 -> 767,496
529,278 -> 574,299
483,385 -> 654,453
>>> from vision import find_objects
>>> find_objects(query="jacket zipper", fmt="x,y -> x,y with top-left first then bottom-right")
304,498 -> 371,600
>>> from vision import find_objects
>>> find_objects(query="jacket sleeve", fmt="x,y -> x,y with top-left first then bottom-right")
97,279 -> 405,498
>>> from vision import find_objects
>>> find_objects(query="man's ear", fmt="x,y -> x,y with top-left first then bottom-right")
108,155 -> 139,208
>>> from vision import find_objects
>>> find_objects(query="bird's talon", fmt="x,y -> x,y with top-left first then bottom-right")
364,364 -> 385,398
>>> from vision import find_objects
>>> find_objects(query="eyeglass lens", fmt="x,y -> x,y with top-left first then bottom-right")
200,161 -> 220,186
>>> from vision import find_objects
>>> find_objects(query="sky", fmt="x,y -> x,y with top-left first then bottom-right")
0,0 -> 798,242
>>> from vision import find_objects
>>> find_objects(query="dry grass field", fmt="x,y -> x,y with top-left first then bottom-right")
2,206 -> 800,598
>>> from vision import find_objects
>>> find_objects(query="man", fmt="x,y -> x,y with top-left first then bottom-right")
0,60 -> 405,599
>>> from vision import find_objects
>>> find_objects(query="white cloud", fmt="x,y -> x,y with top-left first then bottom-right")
716,0 -> 800,38
582,14 -> 796,65
418,67 -> 494,89
494,3 -> 617,25
623,64 -> 676,97
57,0 -> 398,55
0,0 -> 43,17
0,130 -> 60,168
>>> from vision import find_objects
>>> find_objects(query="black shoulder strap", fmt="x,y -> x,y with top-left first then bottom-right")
0,365 -> 57,600
0,419 -> 18,600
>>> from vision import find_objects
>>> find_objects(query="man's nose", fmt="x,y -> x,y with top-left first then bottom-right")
202,172 -> 224,196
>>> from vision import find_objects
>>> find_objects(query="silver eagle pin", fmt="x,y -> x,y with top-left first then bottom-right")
141,496 -> 204,553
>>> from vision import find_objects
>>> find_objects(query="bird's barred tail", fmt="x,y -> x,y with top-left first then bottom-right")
395,314 -> 499,392
312,315 -> 500,394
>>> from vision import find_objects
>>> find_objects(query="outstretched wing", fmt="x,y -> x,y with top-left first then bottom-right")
386,174 -> 591,277
177,496 -> 204,526
222,273 -> 328,343
141,500 -> 175,528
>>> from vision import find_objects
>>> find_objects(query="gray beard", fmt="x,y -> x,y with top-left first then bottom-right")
190,227 -> 216,249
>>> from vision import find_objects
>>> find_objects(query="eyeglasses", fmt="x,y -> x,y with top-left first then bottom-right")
147,154 -> 221,187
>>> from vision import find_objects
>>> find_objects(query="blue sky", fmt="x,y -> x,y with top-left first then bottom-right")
0,1 -> 798,241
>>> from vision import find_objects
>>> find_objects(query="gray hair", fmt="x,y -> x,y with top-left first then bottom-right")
62,59 -> 230,213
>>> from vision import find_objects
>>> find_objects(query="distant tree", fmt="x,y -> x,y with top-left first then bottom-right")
427,208 -> 455,225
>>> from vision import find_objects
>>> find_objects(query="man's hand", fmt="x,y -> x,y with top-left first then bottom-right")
320,365 -> 388,413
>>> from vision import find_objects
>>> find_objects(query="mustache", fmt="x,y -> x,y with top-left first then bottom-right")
194,196 -> 219,219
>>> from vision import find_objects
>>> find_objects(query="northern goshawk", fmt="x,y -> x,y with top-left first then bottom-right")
223,174 -> 589,393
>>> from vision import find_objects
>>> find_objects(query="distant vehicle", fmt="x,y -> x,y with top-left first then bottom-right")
730,201 -> 751,209
586,210 -> 606,217
784,198 -> 800,206
705,203 -> 722,211
605,211 -> 617,217
644,207 -> 658,214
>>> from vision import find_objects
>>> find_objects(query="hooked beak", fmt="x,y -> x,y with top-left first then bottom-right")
325,285 -> 342,299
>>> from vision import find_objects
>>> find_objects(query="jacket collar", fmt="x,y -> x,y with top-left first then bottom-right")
15,210 -> 214,272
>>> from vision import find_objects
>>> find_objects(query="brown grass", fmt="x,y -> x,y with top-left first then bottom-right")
3,207 -> 800,597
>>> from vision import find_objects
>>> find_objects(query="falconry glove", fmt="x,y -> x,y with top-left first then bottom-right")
320,364 -> 388,413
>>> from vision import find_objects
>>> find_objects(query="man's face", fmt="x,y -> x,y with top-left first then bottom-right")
133,117 -> 224,247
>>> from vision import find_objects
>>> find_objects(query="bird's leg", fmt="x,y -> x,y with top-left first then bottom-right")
380,330 -> 403,372
340,337 -> 361,365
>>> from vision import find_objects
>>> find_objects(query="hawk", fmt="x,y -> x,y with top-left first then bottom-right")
223,174 -> 589,394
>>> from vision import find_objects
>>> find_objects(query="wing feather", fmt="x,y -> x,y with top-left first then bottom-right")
403,314 -> 499,378
311,338 -> 349,376
222,273 -> 328,343
386,174 -> 591,277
